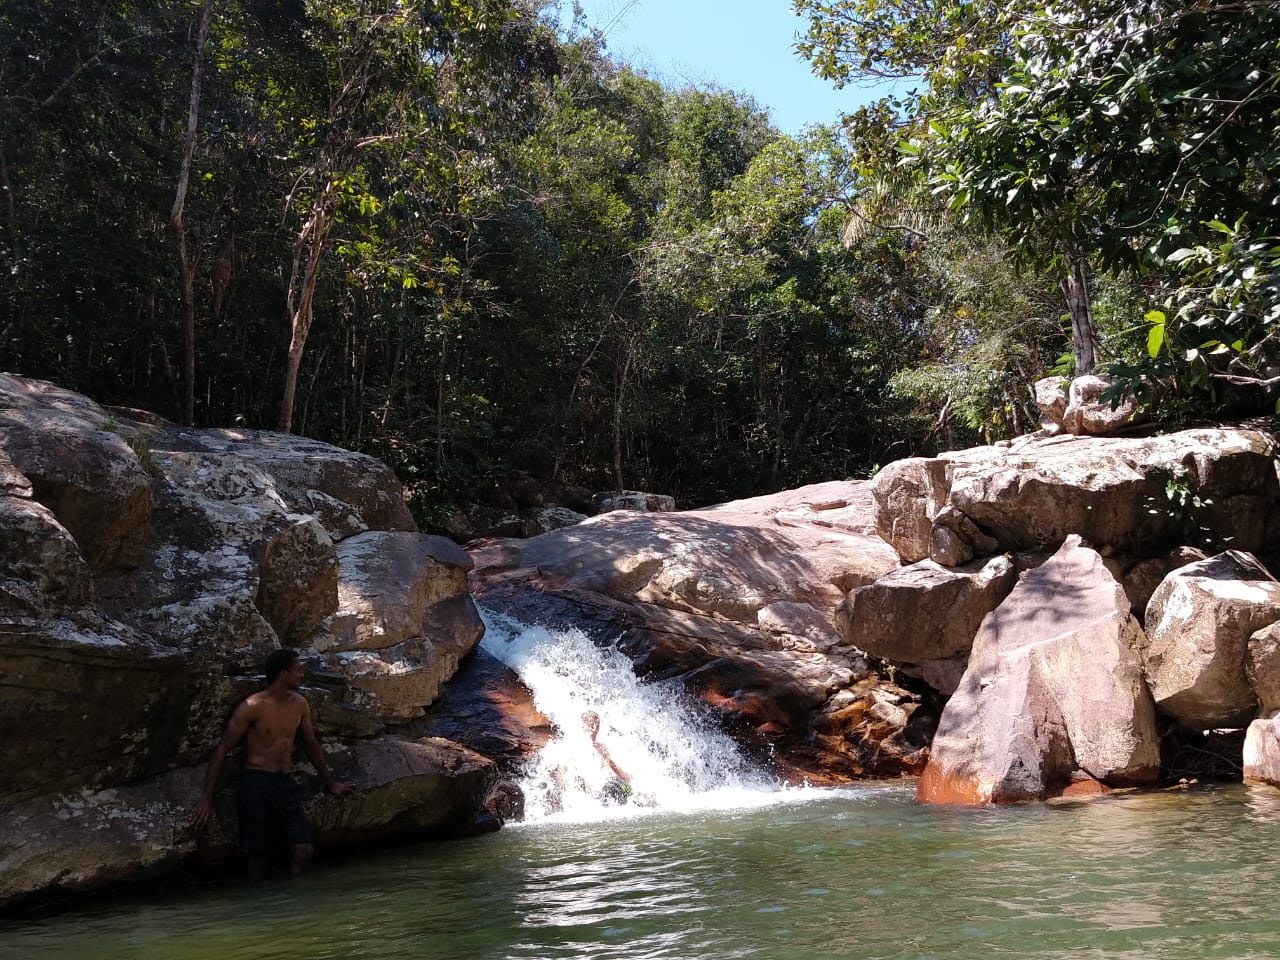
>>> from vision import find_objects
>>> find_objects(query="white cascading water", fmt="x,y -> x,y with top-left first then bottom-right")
479,606 -> 807,823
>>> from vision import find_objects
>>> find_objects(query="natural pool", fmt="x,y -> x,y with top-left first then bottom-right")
6,783 -> 1280,960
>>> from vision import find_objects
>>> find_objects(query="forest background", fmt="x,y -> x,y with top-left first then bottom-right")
2,0 -> 1277,531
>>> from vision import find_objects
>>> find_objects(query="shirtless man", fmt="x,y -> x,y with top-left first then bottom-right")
582,711 -> 631,789
190,648 -> 351,878
546,711 -> 633,810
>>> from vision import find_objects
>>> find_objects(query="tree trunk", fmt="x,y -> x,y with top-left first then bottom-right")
279,201 -> 328,433
613,331 -> 635,492
1062,248 -> 1101,376
0,142 -> 18,271
435,331 -> 447,480
170,0 -> 215,427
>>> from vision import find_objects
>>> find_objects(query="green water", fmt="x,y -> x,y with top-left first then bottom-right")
6,783 -> 1280,960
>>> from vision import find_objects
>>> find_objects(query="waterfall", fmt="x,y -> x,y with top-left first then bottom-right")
479,606 -> 797,823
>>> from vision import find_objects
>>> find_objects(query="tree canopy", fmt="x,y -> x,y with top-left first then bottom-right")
5,0 -> 1270,531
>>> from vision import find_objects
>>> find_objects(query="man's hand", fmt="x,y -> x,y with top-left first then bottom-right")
327,779 -> 355,798
190,797 -> 214,830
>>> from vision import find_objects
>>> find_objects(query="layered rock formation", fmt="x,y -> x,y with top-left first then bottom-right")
873,426 -> 1277,565
0,375 -> 494,908
470,481 -> 929,782
836,398 -> 1280,803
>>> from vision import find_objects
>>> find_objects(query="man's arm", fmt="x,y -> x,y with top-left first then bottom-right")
594,741 -> 630,783
299,699 -> 351,797
190,700 -> 253,829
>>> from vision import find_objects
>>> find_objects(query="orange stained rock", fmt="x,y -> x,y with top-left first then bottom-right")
1059,777 -> 1111,798
916,762 -> 987,805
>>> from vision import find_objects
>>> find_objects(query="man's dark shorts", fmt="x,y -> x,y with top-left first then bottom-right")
238,769 -> 312,857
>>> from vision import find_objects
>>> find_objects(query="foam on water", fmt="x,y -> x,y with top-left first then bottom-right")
479,606 -> 829,824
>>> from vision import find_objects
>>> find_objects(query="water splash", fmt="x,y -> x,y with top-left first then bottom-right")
479,606 -> 799,823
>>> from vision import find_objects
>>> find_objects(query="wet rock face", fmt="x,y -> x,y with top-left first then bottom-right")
470,482 -> 916,781
418,648 -> 554,769
0,374 -> 491,909
918,537 -> 1159,805
1142,552 -> 1280,729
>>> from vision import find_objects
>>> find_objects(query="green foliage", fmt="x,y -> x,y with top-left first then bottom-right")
128,434 -> 158,476
798,0 -> 1280,419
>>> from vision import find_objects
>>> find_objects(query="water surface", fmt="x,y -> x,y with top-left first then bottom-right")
6,783 -> 1280,960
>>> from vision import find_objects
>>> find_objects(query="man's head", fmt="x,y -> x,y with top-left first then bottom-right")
265,648 -> 303,689
582,711 -> 600,738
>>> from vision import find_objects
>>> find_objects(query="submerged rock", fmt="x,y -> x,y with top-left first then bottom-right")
918,537 -> 1159,805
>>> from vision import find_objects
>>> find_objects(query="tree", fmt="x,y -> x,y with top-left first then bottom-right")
170,0 -> 215,426
911,0 -> 1280,393
796,0 -> 1107,374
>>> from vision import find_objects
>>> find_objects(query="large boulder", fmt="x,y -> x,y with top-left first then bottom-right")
595,490 -> 675,513
311,534 -> 484,723
322,532 -> 473,651
870,458 -> 952,564
837,555 -> 1016,694
522,506 -> 588,537
471,482 -> 918,781
873,426 -> 1278,564
0,375 -> 152,571
0,736 -> 495,909
1106,546 -> 1208,619
0,375 -> 500,907
1035,375 -> 1146,436
144,426 -> 416,536
918,537 -> 1159,804
1034,377 -> 1069,430
1248,622 -> 1280,713
1061,375 -> 1146,436
1243,715 -> 1280,788
1142,551 -> 1280,728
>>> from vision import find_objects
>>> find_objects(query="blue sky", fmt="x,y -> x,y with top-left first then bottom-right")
554,0 -> 890,135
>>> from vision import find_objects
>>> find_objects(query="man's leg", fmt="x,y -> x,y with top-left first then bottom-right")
239,772 -> 273,881
283,778 -> 314,877
290,843 -> 314,876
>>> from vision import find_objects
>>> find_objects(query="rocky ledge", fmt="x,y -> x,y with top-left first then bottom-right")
852,389 -> 1280,803
0,375 -> 499,909
471,388 -> 1280,801
470,481 -> 934,782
